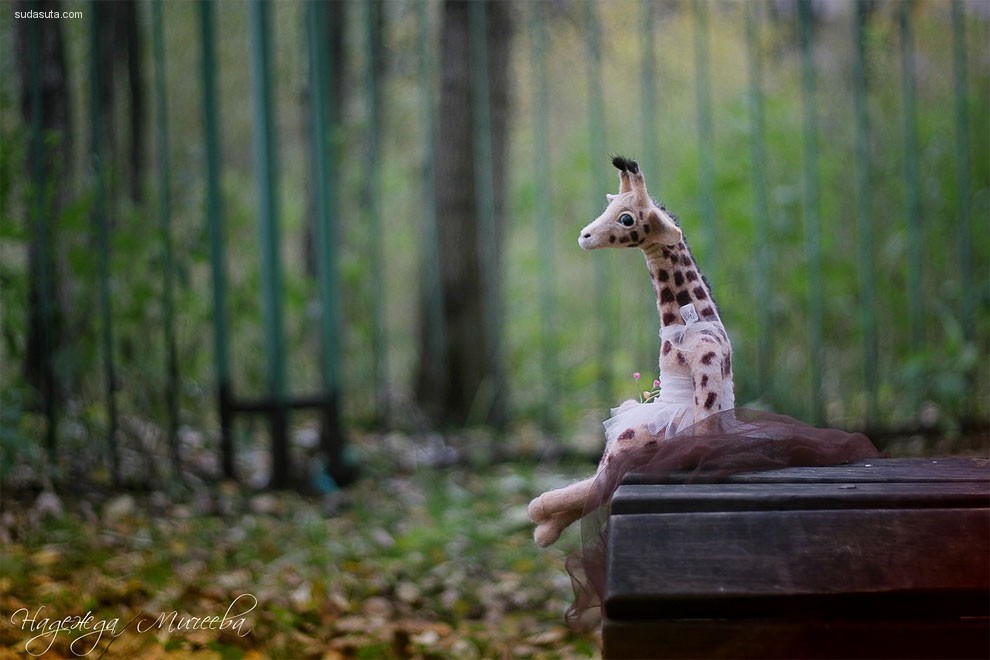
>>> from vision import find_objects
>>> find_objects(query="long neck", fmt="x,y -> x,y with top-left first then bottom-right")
642,241 -> 721,328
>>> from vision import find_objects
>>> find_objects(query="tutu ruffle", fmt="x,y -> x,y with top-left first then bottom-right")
603,373 -> 735,445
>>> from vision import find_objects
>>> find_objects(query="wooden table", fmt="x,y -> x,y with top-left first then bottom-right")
603,457 -> 990,659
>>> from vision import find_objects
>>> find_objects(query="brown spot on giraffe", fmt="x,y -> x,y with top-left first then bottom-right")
701,351 -> 717,365
663,312 -> 677,325
700,374 -> 709,387
676,353 -> 687,365
723,354 -> 732,377
686,270 -> 698,282
694,286 -> 708,300
609,234 -> 616,244
618,428 -> 635,441
674,271 -> 685,286
704,392 -> 718,409
643,224 -> 651,234
681,254 -> 692,266
676,290 -> 692,307
662,341 -> 672,356
700,306 -> 716,319
660,288 -> 675,303
656,269 -> 669,282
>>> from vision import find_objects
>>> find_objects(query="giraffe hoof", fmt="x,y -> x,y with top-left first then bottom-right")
534,521 -> 562,547
528,495 -> 549,523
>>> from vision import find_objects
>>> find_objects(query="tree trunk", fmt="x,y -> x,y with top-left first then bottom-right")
93,0 -> 144,203
15,0 -> 71,410
415,0 -> 512,428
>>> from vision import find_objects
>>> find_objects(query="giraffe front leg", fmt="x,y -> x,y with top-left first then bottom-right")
691,343 -> 729,423
528,424 -> 662,547
528,475 -> 596,547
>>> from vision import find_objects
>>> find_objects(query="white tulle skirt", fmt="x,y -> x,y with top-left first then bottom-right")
602,373 -> 735,446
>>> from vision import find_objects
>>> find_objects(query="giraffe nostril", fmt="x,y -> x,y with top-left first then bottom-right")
583,233 -> 591,239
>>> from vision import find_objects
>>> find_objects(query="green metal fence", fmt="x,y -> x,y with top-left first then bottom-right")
3,0 -> 987,488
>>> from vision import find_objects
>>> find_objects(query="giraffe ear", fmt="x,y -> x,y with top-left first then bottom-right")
606,194 -> 617,202
648,207 -> 682,245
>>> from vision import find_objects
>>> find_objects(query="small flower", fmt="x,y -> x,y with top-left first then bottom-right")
635,371 -> 662,403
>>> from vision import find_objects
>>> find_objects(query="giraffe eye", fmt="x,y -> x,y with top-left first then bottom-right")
619,213 -> 635,227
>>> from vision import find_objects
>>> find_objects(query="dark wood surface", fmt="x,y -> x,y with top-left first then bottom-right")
603,457 -> 990,660
623,456 -> 989,485
611,480 -> 989,515
603,618 -> 990,660
606,508 -> 989,618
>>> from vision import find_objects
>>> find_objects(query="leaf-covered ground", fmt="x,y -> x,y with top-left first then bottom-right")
0,435 -> 600,659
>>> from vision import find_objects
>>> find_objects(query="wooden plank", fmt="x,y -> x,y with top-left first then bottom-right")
605,508 -> 990,619
610,481 -> 990,515
602,617 -> 990,660
624,457 -> 989,485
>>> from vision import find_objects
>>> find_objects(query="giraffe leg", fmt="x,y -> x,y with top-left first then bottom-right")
528,476 -> 596,547
528,424 -> 664,547
689,338 -> 729,423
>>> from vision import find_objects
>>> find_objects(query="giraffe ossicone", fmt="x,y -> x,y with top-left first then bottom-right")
528,155 -> 734,547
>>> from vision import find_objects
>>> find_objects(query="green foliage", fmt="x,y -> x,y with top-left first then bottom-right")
0,386 -> 44,483
0,1 -> 986,486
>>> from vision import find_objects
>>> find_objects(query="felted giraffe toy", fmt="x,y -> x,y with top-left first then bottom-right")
528,155 -> 734,547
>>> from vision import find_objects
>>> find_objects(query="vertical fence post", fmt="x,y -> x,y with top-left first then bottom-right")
798,0 -> 824,425
745,0 -> 772,401
418,0 -> 446,394
199,0 -> 234,479
898,1 -> 923,351
469,0 -> 504,424
693,0 -> 717,270
585,0 -> 610,407
152,0 -> 181,478
308,0 -> 350,483
364,0 -> 388,425
852,0 -> 879,425
248,0 -> 289,488
90,4 -> 119,484
529,1 -> 558,431
640,0 -> 659,191
952,0 -> 972,341
639,0 -> 660,373
27,6 -> 57,464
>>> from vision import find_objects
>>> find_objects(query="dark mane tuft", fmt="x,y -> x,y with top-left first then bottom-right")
659,203 -> 681,226
611,154 -> 639,174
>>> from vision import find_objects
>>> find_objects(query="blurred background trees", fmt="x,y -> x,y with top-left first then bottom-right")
0,0 -> 987,489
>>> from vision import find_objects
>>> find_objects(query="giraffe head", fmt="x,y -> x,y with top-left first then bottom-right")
578,156 -> 682,250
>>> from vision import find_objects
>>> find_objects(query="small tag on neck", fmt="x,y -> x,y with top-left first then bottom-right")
680,303 -> 699,325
